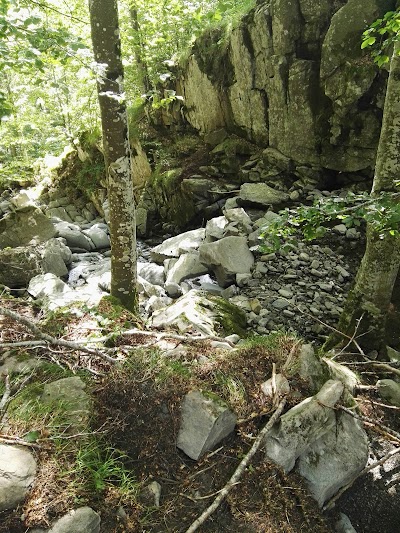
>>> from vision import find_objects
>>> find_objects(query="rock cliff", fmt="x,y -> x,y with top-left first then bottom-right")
173,0 -> 397,174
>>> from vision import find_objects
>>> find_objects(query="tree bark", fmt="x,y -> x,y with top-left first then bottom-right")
331,40 -> 400,356
89,0 -> 138,312
129,3 -> 151,94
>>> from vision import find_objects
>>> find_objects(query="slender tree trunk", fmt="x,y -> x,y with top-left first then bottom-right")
330,40 -> 400,356
89,0 -> 138,312
129,3 -> 151,94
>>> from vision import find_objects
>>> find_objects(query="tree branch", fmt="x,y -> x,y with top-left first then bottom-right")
0,306 -> 120,363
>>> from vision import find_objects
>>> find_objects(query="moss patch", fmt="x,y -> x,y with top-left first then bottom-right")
210,295 -> 248,337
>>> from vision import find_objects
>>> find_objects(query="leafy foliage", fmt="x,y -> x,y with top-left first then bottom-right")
260,190 -> 400,253
361,8 -> 400,66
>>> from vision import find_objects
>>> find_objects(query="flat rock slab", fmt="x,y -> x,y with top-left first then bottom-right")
48,506 -> 100,533
0,444 -> 37,511
239,183 -> 289,206
177,390 -> 237,460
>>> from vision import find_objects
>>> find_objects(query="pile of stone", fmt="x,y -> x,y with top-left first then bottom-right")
0,179 -> 359,341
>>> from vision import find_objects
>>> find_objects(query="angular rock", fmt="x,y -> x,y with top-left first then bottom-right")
239,183 -> 289,206
48,506 -> 100,533
150,229 -> 205,263
151,289 -> 246,337
297,411 -> 368,506
41,377 -> 90,431
205,216 -> 229,241
0,238 -> 70,288
0,444 -> 37,511
28,273 -> 71,299
165,252 -> 208,286
199,236 -> 254,287
138,262 -> 165,286
0,207 -> 56,249
264,380 -> 344,472
177,390 -> 237,460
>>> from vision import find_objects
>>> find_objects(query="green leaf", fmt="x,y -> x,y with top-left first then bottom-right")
24,430 -> 40,443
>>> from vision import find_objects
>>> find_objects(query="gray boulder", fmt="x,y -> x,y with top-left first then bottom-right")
48,506 -> 100,533
177,390 -> 237,460
41,377 -> 90,431
82,224 -> 110,250
264,380 -> 345,472
28,273 -> 71,300
138,262 -> 165,286
297,411 -> 368,506
151,289 -> 246,337
54,221 -> 94,251
0,207 -> 56,249
205,216 -> 229,241
165,252 -> 208,286
0,239 -> 70,288
150,229 -> 205,263
199,236 -> 254,287
239,183 -> 289,206
377,379 -> 400,407
0,444 -> 37,511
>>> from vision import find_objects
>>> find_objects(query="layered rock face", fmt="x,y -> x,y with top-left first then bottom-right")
175,0 -> 396,173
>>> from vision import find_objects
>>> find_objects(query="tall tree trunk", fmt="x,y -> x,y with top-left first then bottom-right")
129,3 -> 151,94
89,0 -> 137,312
329,40 -> 400,356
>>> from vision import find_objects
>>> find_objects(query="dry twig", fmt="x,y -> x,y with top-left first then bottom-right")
340,405 -> 400,442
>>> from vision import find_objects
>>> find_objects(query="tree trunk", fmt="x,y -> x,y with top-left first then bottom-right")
89,0 -> 138,312
129,4 -> 151,94
330,40 -> 400,356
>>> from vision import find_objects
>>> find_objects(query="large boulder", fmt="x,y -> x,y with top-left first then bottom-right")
239,183 -> 289,206
199,236 -> 254,287
264,380 -> 344,472
0,444 -> 37,511
151,289 -> 247,336
0,239 -> 71,288
165,252 -> 208,286
41,377 -> 90,431
0,207 -> 56,249
263,380 -> 368,507
297,410 -> 368,506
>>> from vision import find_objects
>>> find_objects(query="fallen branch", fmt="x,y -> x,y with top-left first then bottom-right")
324,446 -> 400,510
340,405 -> 400,442
185,398 -> 286,533
356,397 -> 400,411
0,375 -> 11,412
372,362 -> 400,378
0,434 -> 42,449
113,329 -> 237,348
0,306 -> 120,363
